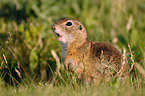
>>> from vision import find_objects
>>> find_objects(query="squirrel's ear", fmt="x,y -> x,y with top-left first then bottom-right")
79,25 -> 82,30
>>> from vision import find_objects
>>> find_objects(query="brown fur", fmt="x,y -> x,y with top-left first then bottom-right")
51,18 -> 124,84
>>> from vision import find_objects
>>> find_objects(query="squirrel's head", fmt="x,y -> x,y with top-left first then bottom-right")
51,18 -> 87,44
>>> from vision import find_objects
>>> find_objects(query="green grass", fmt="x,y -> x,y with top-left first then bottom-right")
0,81 -> 145,96
0,0 -> 145,95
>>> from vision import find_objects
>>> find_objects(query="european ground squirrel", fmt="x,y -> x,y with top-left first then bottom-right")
51,18 -> 126,84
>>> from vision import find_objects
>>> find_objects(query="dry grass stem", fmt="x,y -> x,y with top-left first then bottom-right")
115,48 -> 128,78
3,54 -> 8,65
128,44 -> 135,72
50,50 -> 66,84
134,62 -> 145,77
126,15 -> 133,32
0,60 -> 4,69
51,50 -> 61,72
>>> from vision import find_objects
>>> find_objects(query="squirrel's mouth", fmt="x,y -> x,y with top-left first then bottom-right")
54,32 -> 62,41
55,33 -> 60,37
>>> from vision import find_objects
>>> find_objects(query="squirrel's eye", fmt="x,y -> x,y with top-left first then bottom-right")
66,22 -> 72,26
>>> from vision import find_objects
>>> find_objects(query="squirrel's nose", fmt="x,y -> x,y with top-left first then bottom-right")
51,25 -> 56,30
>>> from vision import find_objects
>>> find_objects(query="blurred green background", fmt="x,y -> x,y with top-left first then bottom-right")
0,0 -> 145,86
